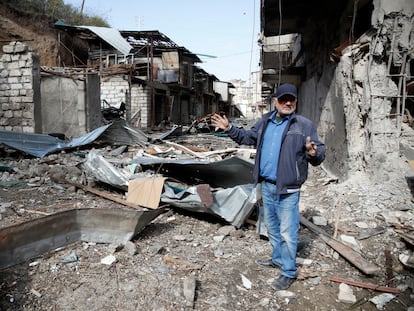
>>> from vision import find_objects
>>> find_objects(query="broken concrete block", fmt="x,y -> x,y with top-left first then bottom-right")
369,293 -> 395,310
338,283 -> 357,304
183,276 -> 196,308
312,216 -> 327,226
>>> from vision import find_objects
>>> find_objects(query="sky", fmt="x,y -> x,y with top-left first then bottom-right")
64,0 -> 261,83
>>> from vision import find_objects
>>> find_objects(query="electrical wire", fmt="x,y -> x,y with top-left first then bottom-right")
249,0 -> 256,87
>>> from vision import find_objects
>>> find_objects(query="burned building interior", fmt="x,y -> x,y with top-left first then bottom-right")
0,0 -> 414,310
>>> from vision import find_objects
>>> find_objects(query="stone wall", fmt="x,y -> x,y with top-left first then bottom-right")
0,41 -> 41,133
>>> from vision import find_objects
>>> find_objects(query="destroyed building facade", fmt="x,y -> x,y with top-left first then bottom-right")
261,0 -> 414,180
0,0 -> 413,182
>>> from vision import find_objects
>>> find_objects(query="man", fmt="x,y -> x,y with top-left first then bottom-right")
211,83 -> 325,290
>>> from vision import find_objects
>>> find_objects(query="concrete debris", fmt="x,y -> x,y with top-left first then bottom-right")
0,120 -> 413,309
241,274 -> 252,289
369,293 -> 396,310
337,283 -> 357,304
275,290 -> 297,299
311,215 -> 327,226
399,253 -> 414,269
100,254 -> 117,265
183,276 -> 197,308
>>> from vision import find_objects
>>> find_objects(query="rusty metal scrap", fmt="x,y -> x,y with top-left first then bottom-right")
0,208 -> 164,270
329,277 -> 401,294
384,249 -> 396,288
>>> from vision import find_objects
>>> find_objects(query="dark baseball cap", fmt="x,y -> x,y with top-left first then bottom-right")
275,83 -> 297,99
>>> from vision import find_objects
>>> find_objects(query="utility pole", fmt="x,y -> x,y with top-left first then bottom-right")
80,0 -> 85,17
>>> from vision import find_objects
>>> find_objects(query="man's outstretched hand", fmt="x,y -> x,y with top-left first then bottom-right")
210,113 -> 229,131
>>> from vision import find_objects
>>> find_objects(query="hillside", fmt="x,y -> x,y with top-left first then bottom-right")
0,4 -> 58,66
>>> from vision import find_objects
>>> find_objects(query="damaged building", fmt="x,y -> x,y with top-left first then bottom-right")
260,0 -> 414,180
1,0 -> 414,310
51,23 -> 236,130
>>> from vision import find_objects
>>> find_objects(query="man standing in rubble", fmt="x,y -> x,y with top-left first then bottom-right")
211,83 -> 325,290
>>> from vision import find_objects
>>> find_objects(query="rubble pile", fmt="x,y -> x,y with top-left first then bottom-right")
0,123 -> 413,310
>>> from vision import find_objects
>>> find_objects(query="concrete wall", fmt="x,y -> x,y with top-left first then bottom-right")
0,42 -> 41,133
40,71 -> 101,138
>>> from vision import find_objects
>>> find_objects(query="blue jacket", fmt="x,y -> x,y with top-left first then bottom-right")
227,111 -> 325,194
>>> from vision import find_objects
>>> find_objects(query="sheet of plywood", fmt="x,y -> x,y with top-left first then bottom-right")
408,160 -> 414,171
127,177 -> 167,209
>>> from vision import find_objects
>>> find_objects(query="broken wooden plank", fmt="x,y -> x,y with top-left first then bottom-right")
329,277 -> 401,294
164,141 -> 206,159
51,177 -> 145,210
300,215 -> 380,275
163,255 -> 204,270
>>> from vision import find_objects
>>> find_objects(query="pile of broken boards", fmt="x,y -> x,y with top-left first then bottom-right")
0,120 -> 259,269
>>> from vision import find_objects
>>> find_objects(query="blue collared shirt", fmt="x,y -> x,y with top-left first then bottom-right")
259,111 -> 289,182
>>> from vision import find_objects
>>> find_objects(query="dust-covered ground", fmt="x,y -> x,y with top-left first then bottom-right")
0,130 -> 414,311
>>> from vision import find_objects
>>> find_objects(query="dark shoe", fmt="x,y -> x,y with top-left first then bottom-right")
255,258 -> 280,269
271,275 -> 296,290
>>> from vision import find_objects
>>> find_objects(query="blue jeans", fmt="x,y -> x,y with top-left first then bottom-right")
261,181 -> 300,278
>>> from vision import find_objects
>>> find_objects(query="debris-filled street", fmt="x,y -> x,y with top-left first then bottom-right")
1,0 -> 414,310
1,119 -> 413,310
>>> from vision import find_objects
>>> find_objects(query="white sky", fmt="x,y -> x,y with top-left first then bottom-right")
64,0 -> 261,83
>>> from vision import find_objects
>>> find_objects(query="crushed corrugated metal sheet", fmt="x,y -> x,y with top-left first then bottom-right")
132,156 -> 254,188
0,124 -> 110,157
81,26 -> 133,55
54,21 -> 133,55
0,208 -> 164,270
79,148 -> 256,227
81,148 -> 130,190
0,120 -> 149,158
162,183 -> 257,228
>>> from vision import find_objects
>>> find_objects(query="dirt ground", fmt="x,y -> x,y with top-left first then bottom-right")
0,130 -> 413,311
